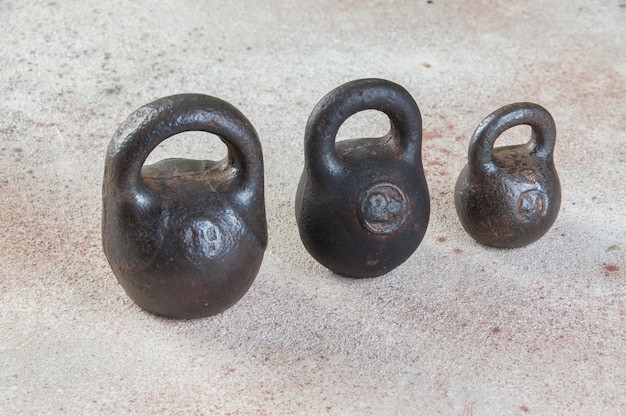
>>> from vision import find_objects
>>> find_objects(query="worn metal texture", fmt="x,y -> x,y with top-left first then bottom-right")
295,78 -> 430,278
102,94 -> 267,319
454,102 -> 561,248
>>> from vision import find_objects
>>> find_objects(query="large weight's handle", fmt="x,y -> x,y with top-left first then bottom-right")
304,78 -> 423,176
469,102 -> 556,175
105,94 -> 263,202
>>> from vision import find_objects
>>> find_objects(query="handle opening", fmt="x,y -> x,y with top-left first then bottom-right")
489,124 -> 532,149
335,109 -> 391,143
144,131 -> 229,166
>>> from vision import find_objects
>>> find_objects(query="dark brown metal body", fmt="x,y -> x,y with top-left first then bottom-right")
295,79 -> 430,278
454,102 -> 561,248
102,94 -> 267,319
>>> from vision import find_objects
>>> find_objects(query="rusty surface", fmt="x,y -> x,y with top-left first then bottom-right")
102,94 -> 267,319
295,78 -> 430,278
454,102 -> 561,248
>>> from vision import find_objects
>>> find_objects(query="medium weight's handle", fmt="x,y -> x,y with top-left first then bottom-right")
468,102 -> 556,175
304,78 -> 423,177
105,94 -> 263,203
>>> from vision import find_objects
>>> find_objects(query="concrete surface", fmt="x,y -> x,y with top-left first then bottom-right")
1,0 -> 625,414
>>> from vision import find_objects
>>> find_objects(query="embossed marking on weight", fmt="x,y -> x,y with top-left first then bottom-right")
516,190 -> 547,221
358,183 -> 408,234
183,219 -> 223,259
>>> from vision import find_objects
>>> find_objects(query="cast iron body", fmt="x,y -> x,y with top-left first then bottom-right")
454,102 -> 561,248
102,94 -> 267,319
295,78 -> 430,278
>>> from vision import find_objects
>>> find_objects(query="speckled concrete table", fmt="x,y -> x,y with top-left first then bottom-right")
1,1 -> 625,414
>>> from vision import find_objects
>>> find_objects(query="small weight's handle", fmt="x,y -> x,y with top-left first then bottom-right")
468,102 -> 556,174
304,78 -> 422,177
105,94 -> 263,203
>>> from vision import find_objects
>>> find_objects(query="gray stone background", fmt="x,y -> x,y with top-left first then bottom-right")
1,1 -> 625,414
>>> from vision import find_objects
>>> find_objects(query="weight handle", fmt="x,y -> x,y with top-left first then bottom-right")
106,94 -> 263,200
468,102 -> 556,175
304,78 -> 422,176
